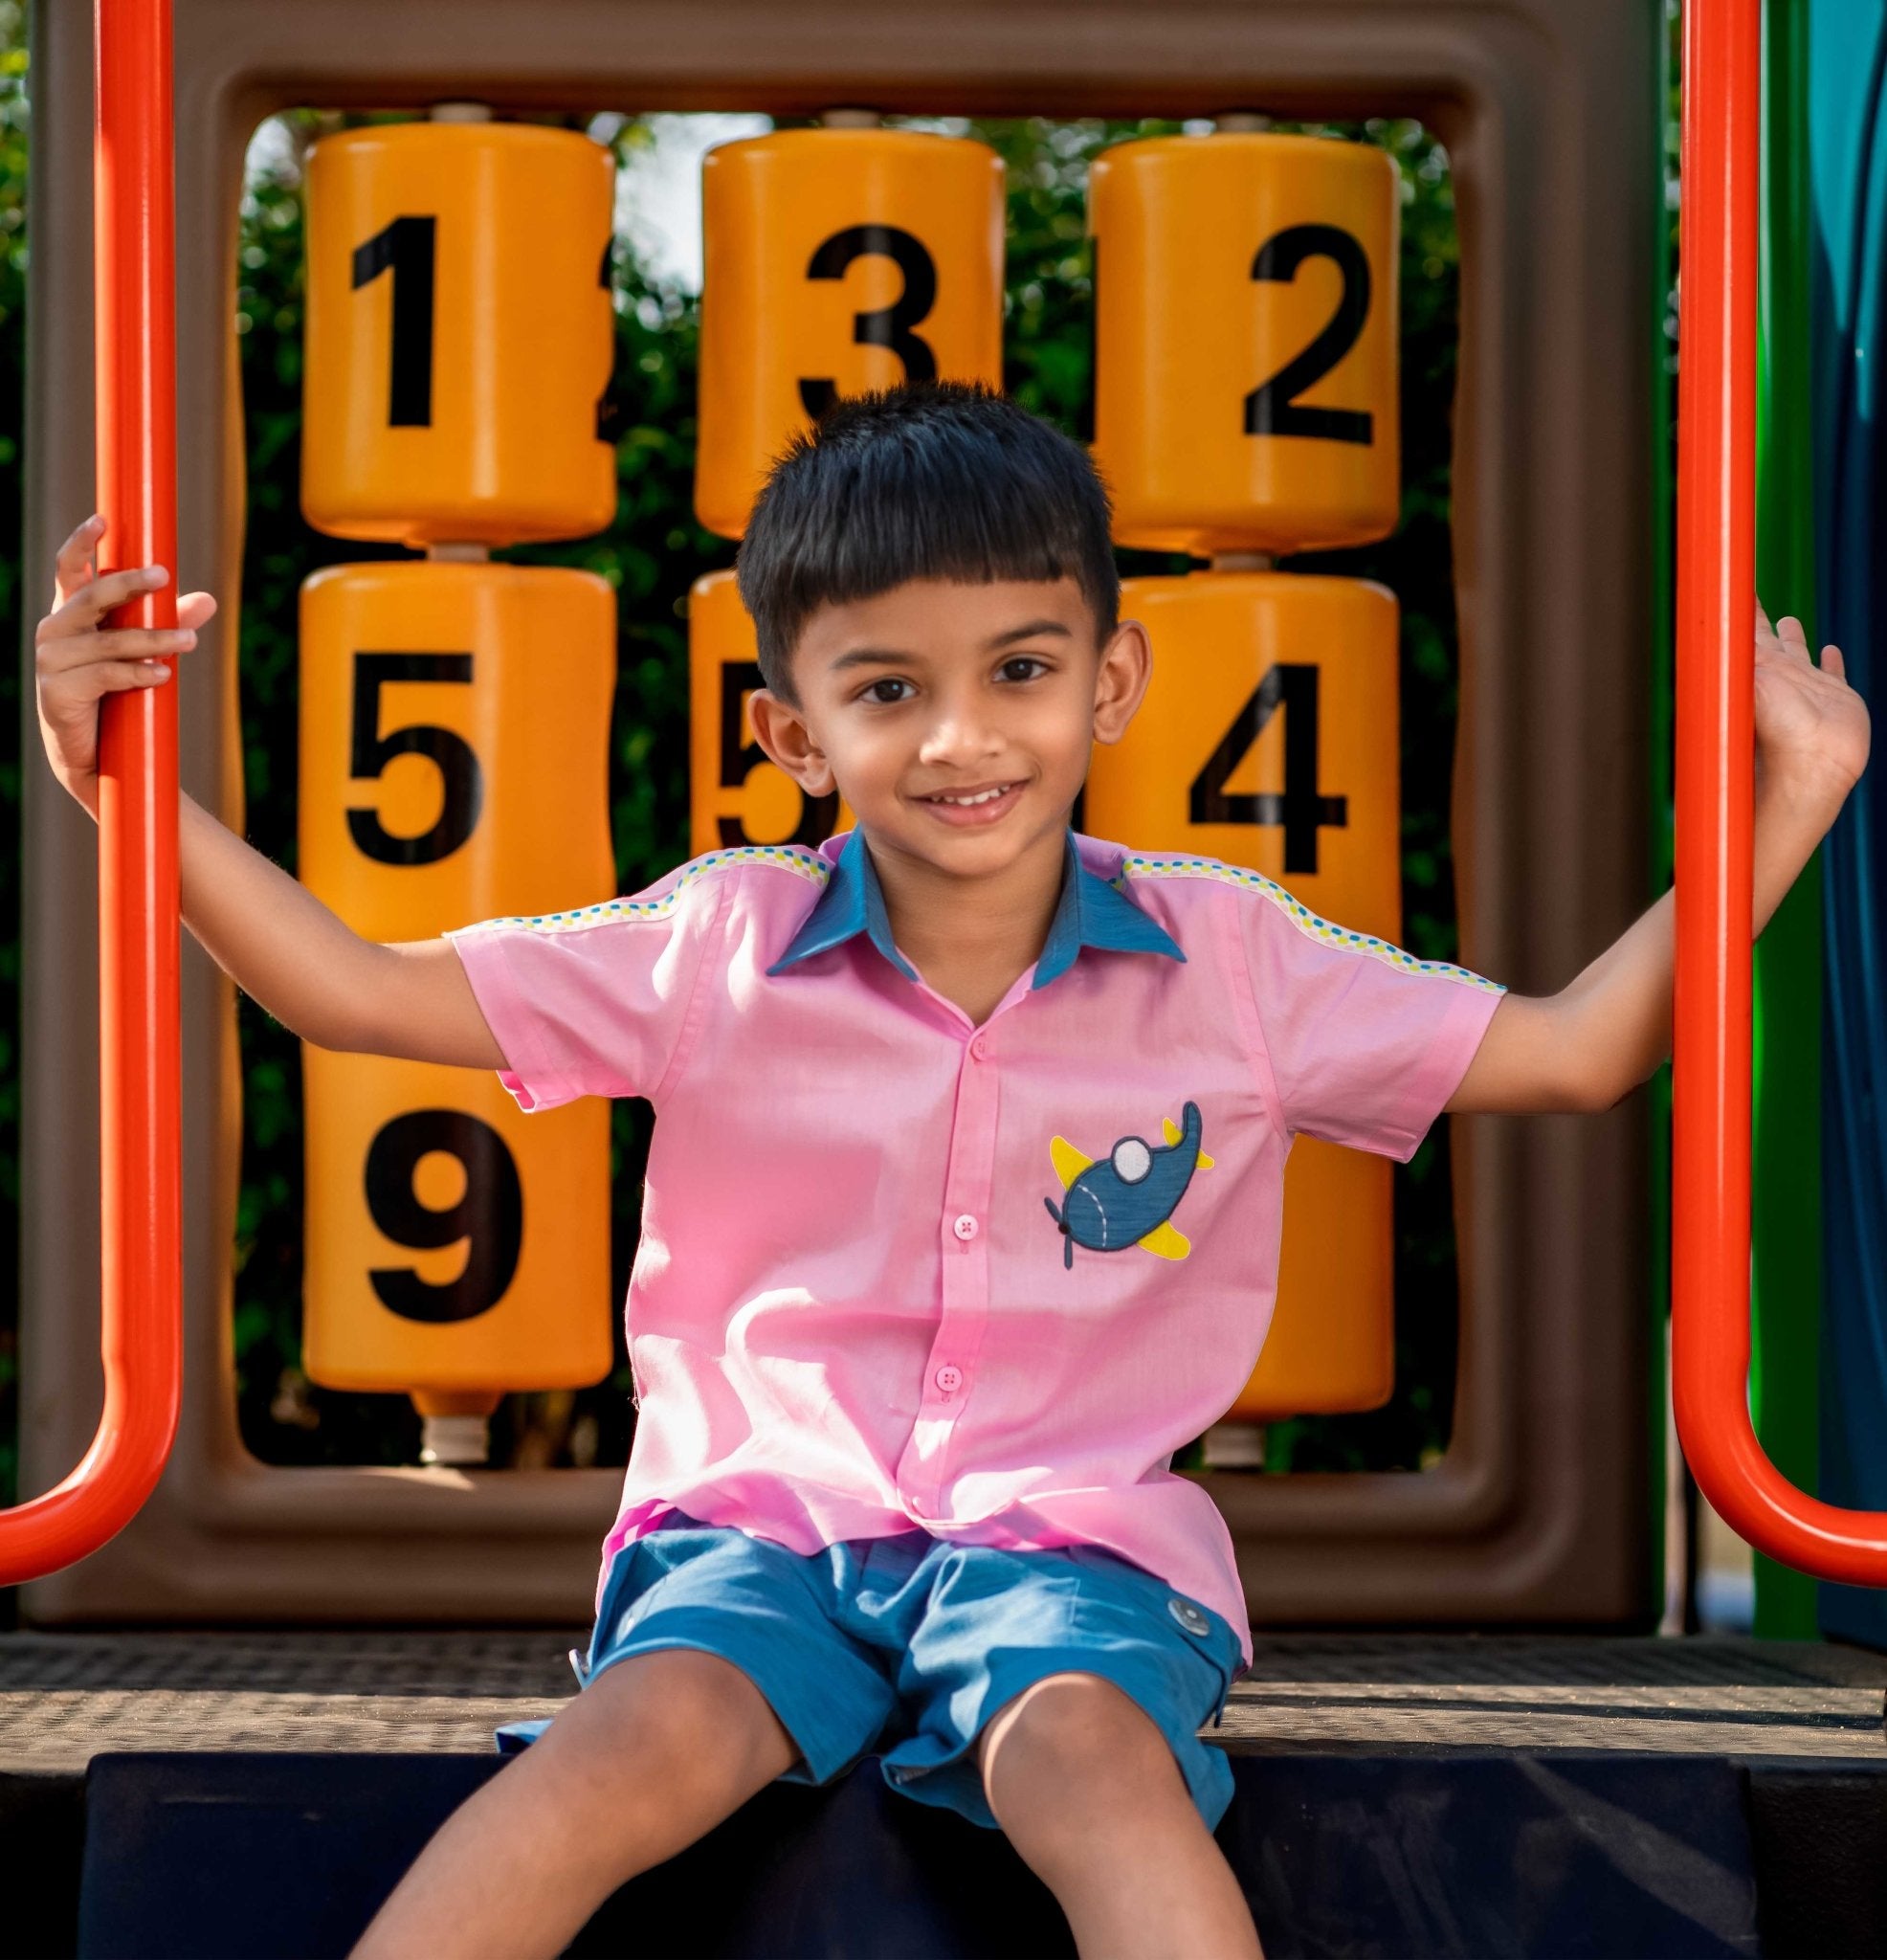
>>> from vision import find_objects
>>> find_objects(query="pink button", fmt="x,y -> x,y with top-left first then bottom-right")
952,1214 -> 979,1241
969,1036 -> 988,1061
934,1364 -> 964,1393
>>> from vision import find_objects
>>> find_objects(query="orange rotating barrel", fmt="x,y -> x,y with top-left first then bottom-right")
1091,133 -> 1399,556
298,564 -> 615,1452
302,122 -> 617,547
1088,572 -> 1401,1417
1090,130 -> 1410,1433
695,128 -> 1004,540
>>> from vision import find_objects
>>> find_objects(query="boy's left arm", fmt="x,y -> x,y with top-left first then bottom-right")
1448,607 -> 1871,1116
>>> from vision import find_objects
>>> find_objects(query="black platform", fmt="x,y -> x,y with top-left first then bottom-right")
0,1631 -> 1880,1959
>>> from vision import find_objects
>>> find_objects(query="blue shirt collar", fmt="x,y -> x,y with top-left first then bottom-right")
767,829 -> 1185,990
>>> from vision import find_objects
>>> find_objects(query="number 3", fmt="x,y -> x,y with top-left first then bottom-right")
798,225 -> 940,421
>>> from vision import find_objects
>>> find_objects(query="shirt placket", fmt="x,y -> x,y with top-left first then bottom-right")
899,1022 -> 1002,1523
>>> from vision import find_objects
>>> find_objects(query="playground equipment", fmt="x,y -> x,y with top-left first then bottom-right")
10,0 -> 1681,1629
297,121 -> 618,1463
1086,131 -> 1402,1429
0,0 -> 181,1587
689,126 -> 1001,855
1812,0 -> 1887,1645
13,7 -> 1887,1951
1669,0 -> 1887,1586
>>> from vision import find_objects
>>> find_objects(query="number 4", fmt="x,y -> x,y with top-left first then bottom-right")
1188,663 -> 1347,876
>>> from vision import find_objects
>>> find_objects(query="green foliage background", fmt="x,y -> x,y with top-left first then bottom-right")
226,109 -> 1467,1480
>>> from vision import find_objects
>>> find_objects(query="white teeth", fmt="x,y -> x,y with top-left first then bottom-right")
930,785 -> 1012,807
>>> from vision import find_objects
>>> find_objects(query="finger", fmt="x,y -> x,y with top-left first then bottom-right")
52,513 -> 104,608
176,591 -> 219,631
37,625 -> 195,672
49,657 -> 174,700
1755,596 -> 1774,638
42,563 -> 168,635
1776,615 -> 1813,661
1821,642 -> 1848,681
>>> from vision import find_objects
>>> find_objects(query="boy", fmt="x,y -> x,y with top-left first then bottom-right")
36,384 -> 1867,1960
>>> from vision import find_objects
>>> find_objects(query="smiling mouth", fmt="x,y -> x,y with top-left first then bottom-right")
920,781 -> 1023,808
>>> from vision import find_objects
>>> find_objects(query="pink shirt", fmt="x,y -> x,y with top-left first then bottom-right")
450,831 -> 1503,1667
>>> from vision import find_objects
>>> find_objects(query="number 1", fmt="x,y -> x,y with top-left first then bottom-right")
352,215 -> 436,429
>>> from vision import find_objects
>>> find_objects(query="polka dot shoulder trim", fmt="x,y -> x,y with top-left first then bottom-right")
1119,854 -> 1506,993
456,844 -> 830,937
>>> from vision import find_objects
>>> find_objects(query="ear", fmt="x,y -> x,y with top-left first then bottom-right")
748,687 -> 836,798
1091,617 -> 1152,746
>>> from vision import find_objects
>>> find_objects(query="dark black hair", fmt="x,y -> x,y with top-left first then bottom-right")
734,380 -> 1120,702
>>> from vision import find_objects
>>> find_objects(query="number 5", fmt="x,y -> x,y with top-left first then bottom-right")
347,652 -> 484,866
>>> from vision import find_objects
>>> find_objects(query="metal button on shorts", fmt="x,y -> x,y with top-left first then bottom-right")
1167,1596 -> 1210,1637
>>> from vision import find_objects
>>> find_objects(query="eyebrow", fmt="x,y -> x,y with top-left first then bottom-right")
825,619 -> 1074,675
988,619 -> 1074,649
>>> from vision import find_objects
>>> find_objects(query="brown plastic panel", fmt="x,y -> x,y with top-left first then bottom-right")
19,0 -> 1656,1626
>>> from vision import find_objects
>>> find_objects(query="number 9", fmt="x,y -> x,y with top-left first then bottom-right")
365,1110 -> 523,1325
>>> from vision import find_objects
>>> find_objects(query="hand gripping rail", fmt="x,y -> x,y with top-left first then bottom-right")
0,0 -> 182,1586
1673,0 -> 1887,1582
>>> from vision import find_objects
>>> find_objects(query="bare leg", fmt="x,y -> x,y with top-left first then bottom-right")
350,1647 -> 799,1960
978,1672 -> 1263,1960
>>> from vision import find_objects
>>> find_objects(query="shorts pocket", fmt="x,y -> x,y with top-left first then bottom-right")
1061,1545 -> 1238,1727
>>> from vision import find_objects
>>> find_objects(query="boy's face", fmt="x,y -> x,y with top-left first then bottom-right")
748,577 -> 1151,881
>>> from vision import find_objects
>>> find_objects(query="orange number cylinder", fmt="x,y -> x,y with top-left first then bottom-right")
688,568 -> 852,855
298,563 -> 615,1417
301,122 -> 617,547
1087,570 -> 1400,1416
695,129 -> 1005,540
1090,134 -> 1399,555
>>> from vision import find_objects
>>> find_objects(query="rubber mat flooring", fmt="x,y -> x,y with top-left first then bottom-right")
0,1631 -> 1880,1773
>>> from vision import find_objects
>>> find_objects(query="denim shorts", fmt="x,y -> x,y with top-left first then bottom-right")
496,1510 -> 1242,1832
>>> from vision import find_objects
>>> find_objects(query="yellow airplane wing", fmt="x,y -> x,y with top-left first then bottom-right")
1050,1136 -> 1095,1189
1136,1219 -> 1191,1260
1163,1117 -> 1214,1170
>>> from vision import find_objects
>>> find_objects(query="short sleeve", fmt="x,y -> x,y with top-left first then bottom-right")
1237,882 -> 1505,1161
446,865 -> 729,1112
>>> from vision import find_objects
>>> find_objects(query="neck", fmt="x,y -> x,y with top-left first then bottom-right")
865,823 -> 1069,1011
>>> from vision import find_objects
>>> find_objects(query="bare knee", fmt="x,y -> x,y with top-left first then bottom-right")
534,1646 -> 797,1815
978,1672 -> 1183,1840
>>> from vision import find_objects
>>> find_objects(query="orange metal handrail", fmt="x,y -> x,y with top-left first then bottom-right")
0,0 -> 182,1587
1672,0 -> 1887,1581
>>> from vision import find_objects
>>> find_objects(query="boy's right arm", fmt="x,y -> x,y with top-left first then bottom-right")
36,516 -> 505,1070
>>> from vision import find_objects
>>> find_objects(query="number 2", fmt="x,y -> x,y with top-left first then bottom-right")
1244,224 -> 1372,446
798,225 -> 940,421
1188,663 -> 1348,875
352,215 -> 436,429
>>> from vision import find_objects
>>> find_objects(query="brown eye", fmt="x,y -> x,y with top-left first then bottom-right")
998,657 -> 1049,683
862,678 -> 914,704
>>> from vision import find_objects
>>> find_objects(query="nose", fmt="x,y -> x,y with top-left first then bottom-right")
916,692 -> 1005,769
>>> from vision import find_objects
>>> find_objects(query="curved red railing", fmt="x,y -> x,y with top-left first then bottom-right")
0,0 -> 182,1586
1672,0 -> 1887,1581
